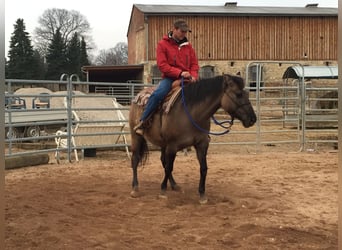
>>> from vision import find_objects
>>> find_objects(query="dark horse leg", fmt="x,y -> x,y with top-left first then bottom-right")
131,152 -> 140,197
159,148 -> 177,198
130,136 -> 148,198
160,148 -> 181,191
194,141 -> 209,204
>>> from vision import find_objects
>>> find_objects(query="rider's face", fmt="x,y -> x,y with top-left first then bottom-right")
173,28 -> 187,40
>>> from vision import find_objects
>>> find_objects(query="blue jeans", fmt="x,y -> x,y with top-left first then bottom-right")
140,78 -> 174,121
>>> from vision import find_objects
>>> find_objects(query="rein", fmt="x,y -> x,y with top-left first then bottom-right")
180,77 -> 233,136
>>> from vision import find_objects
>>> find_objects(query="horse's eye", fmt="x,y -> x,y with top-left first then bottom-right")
236,93 -> 243,98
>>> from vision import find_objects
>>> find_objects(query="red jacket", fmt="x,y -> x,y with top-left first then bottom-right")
157,33 -> 199,80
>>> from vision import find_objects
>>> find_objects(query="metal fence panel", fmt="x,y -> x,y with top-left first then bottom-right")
4,66 -> 338,162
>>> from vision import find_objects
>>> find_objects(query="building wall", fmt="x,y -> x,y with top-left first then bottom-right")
128,7 -> 337,83
127,7 -> 146,64
143,60 -> 338,84
146,16 -> 337,61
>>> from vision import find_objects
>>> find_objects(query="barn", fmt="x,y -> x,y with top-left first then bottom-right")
83,2 -> 337,86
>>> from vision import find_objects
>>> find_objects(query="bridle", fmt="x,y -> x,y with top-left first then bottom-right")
180,77 -> 233,136
224,89 -> 252,120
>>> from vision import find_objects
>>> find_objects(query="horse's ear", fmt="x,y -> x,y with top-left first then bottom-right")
223,74 -> 244,89
223,74 -> 233,89
234,75 -> 245,89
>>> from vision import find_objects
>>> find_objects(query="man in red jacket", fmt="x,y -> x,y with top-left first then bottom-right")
134,19 -> 199,135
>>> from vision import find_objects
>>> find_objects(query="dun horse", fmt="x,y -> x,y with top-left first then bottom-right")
129,74 -> 257,204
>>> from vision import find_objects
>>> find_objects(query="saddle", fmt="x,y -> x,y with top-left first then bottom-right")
133,79 -> 185,114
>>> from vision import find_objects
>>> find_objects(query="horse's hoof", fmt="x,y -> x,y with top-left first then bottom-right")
158,190 -> 168,199
130,190 -> 139,198
199,195 -> 208,204
171,184 -> 183,192
158,194 -> 168,199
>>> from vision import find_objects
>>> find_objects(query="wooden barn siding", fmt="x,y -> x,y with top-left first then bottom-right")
146,16 -> 337,62
127,8 -> 146,64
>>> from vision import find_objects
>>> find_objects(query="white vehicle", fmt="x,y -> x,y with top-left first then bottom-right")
5,109 -> 69,140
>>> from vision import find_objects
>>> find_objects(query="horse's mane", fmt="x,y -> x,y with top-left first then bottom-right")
182,75 -> 245,106
182,76 -> 224,106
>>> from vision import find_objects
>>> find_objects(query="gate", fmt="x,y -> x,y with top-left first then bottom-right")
245,61 -> 338,152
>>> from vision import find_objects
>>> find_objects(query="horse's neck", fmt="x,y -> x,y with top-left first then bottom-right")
198,96 -> 221,119
186,89 -> 222,120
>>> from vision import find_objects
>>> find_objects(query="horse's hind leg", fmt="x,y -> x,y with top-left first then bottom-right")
160,149 -> 177,198
160,148 -> 181,191
130,136 -> 147,198
130,152 -> 140,198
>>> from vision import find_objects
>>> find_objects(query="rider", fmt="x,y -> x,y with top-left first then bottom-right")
133,19 -> 200,135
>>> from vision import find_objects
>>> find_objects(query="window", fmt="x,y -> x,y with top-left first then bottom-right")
248,65 -> 264,91
199,65 -> 215,79
151,64 -> 162,85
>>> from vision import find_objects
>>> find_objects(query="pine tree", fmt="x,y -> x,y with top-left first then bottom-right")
5,57 -> 9,79
7,18 -> 41,79
66,32 -> 81,76
45,28 -> 67,80
32,50 -> 46,79
79,36 -> 90,81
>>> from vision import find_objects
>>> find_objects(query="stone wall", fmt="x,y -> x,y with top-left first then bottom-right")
143,60 -> 338,84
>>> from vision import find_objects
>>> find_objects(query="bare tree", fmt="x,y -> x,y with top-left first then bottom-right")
95,49 -> 116,65
95,42 -> 128,65
34,8 -> 92,56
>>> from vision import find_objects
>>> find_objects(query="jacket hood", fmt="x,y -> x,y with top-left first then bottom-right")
163,31 -> 189,46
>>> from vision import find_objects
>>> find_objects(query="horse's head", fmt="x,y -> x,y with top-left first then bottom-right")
221,74 -> 257,128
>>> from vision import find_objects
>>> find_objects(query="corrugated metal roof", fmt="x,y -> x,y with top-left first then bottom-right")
134,4 -> 337,17
82,64 -> 144,72
282,66 -> 338,79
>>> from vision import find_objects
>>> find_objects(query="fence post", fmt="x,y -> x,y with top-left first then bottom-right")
5,81 -> 13,155
299,69 -> 306,151
60,74 -> 72,162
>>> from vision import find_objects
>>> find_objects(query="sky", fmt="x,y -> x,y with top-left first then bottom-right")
5,0 -> 338,58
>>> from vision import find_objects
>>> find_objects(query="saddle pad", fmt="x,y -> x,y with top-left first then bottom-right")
133,87 -> 154,106
133,86 -> 182,114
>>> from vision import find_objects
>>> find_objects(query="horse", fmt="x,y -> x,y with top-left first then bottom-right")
129,74 -> 257,204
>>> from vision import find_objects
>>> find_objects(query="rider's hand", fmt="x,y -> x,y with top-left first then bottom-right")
189,76 -> 196,83
181,71 -> 192,79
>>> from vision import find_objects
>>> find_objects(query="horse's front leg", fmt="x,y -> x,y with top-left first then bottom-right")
160,148 -> 181,191
160,150 -> 177,198
195,142 -> 209,204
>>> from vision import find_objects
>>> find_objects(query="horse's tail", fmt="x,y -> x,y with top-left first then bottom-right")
129,102 -> 149,166
135,136 -> 149,166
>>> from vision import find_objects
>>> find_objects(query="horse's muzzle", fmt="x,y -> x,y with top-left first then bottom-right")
244,113 -> 257,128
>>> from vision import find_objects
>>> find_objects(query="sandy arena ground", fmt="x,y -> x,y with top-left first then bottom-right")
5,144 -> 338,249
